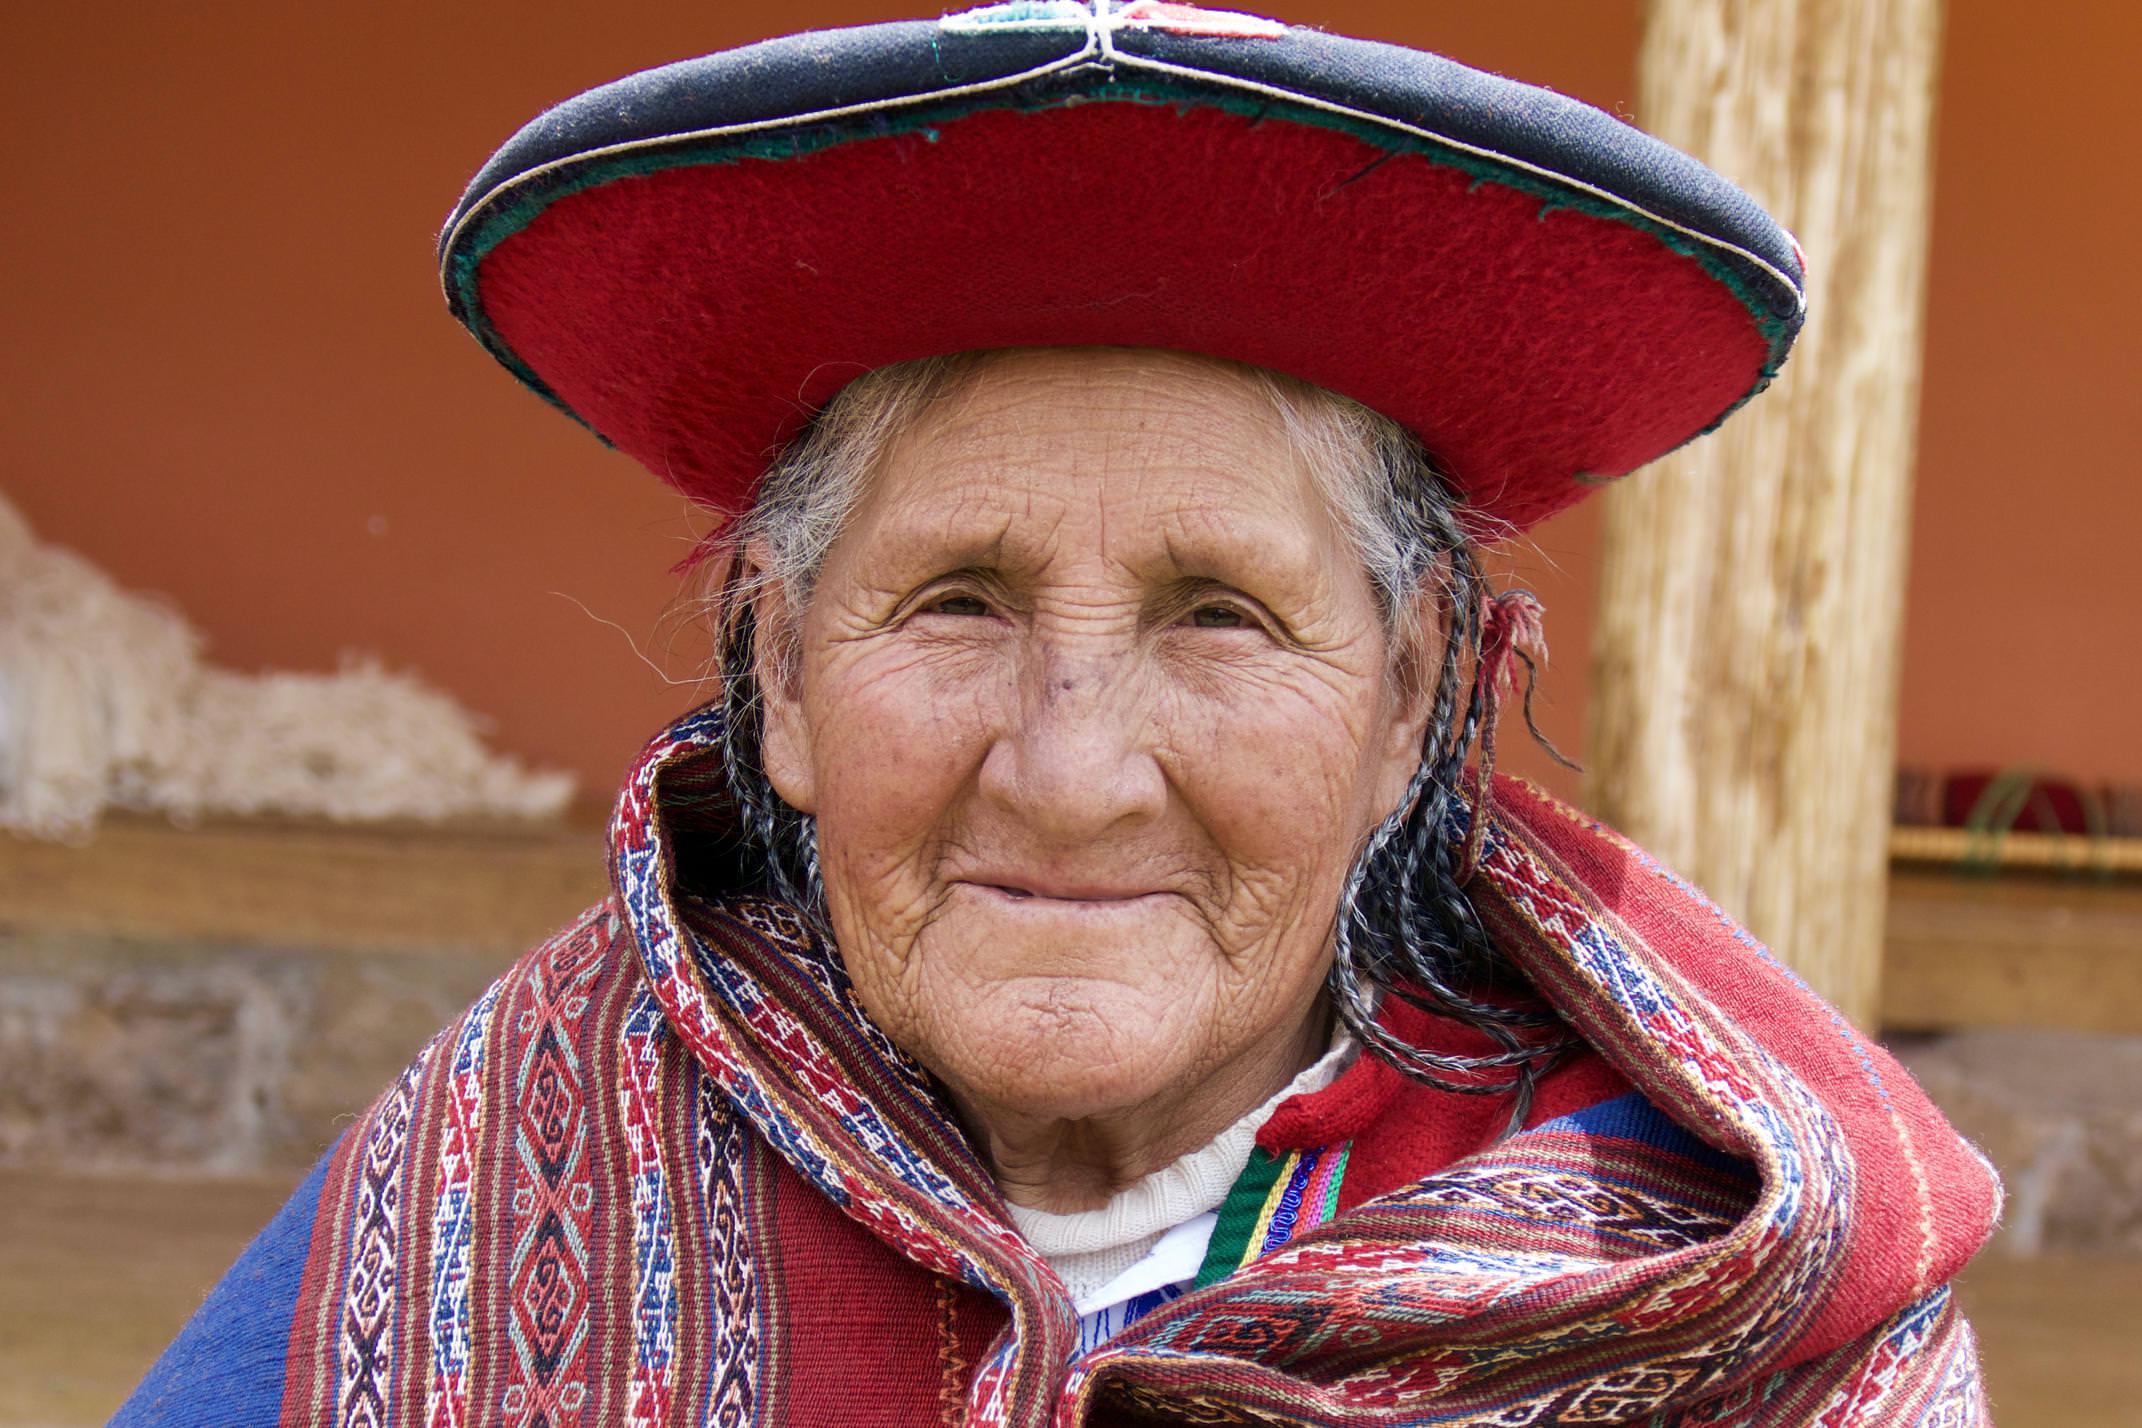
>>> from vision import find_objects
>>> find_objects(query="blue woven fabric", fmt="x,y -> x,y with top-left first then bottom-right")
112,1143 -> 337,1426
1537,1088 -> 1760,1181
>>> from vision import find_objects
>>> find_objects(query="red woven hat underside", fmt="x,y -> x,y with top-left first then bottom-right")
475,100 -> 1769,534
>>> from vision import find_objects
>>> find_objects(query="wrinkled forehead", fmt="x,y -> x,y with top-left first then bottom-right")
842,348 -> 1351,578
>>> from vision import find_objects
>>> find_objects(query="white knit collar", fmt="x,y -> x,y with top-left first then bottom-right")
1005,1029 -> 1357,1264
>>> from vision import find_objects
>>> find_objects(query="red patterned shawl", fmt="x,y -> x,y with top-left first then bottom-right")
118,704 -> 2001,1426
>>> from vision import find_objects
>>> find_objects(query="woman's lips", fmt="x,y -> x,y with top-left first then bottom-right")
957,877 -> 1170,905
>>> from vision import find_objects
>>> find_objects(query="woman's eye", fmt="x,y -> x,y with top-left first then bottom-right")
926,593 -> 991,617
1187,604 -> 1248,629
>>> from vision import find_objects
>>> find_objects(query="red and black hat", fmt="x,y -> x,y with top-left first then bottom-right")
441,0 -> 1804,537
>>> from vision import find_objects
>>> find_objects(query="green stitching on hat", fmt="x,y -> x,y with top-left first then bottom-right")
940,1 -> 1090,30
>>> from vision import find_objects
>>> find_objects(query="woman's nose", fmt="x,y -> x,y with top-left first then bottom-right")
977,654 -> 1167,839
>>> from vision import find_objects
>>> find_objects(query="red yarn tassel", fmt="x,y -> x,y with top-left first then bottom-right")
1478,590 -> 1548,705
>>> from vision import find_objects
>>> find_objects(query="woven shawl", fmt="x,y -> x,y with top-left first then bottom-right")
119,703 -> 2001,1426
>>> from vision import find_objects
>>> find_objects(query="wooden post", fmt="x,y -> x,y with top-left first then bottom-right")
1587,0 -> 1944,1027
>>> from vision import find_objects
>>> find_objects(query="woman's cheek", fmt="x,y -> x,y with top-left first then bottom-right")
811,642 -> 1001,832
1164,668 -> 1378,867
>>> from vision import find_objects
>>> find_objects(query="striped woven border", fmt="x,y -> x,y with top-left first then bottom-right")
1193,1144 -> 1350,1288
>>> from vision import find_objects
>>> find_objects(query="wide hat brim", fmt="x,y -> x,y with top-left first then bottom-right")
440,1 -> 1805,537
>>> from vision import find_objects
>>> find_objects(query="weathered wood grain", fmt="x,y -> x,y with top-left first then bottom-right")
1590,0 -> 1947,1027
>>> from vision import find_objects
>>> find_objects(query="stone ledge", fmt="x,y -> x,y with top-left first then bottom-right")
0,931 -> 502,1173
1890,1028 -> 2142,1258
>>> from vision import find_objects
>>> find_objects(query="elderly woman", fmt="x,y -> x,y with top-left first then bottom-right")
122,6 -> 1998,1425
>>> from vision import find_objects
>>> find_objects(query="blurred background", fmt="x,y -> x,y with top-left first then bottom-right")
1,1 -> 2136,1422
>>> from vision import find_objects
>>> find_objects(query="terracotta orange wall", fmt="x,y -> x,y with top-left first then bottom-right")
1898,1 -> 2142,784
3,1 -> 2133,806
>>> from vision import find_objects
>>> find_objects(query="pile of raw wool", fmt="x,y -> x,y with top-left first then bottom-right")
0,493 -> 574,841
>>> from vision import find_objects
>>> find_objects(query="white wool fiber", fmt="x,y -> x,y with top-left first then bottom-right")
0,492 -> 574,841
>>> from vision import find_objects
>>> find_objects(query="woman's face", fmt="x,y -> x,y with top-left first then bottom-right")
760,348 -> 1432,1138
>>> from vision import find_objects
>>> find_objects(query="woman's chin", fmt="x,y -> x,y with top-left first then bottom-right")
929,982 -> 1206,1126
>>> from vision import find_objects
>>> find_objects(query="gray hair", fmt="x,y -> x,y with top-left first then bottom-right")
697,350 -> 1570,1124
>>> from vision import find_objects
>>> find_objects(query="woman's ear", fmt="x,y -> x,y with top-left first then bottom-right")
745,546 -> 819,815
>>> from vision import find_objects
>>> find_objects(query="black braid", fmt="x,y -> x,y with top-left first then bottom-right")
1325,453 -> 1575,1136
713,558 -> 823,922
